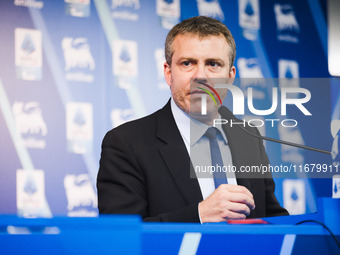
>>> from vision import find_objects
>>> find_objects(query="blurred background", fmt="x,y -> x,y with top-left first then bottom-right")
0,0 -> 339,218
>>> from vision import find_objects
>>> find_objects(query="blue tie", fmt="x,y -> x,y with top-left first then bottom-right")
205,127 -> 228,189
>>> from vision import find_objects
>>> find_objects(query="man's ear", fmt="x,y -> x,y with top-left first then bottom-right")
229,65 -> 236,83
164,62 -> 172,87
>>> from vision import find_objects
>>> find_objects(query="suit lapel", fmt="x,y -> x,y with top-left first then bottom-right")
156,101 -> 203,204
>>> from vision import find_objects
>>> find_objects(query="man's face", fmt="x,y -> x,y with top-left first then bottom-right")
164,34 -> 236,121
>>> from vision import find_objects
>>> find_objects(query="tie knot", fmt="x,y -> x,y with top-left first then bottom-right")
205,127 -> 219,140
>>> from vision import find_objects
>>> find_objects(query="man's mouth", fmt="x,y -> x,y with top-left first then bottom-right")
190,90 -> 207,94
190,81 -> 223,105
190,81 -> 213,95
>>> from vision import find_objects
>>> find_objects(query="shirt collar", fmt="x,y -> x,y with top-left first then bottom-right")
170,99 -> 228,146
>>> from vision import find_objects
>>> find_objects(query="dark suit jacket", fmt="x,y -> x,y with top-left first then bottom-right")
97,100 -> 288,222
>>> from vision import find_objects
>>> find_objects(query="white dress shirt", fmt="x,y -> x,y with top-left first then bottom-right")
170,99 -> 237,201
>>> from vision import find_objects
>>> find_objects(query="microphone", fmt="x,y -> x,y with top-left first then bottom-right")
218,105 -> 331,155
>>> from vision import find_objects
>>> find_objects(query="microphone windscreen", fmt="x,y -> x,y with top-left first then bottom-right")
218,105 -> 235,121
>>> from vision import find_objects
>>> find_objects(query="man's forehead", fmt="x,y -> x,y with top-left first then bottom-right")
173,33 -> 226,42
171,33 -> 230,59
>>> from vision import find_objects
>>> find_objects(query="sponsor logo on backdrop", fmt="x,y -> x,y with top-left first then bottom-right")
278,60 -> 302,164
110,0 -> 140,21
15,28 -> 42,81
196,0 -> 224,22
333,175 -> 340,198
154,48 -> 168,90
278,59 -> 299,91
278,124 -> 304,164
237,58 -> 265,99
331,131 -> 339,163
331,120 -> 340,166
157,0 -> 180,17
66,102 -> 93,154
113,39 -> 138,89
62,37 -> 95,83
274,3 -> 300,43
12,101 -> 47,149
65,0 -> 90,18
111,108 -> 135,127
14,0 -> 44,9
17,169 -> 46,217
156,0 -> 180,29
111,0 -> 140,9
64,174 -> 98,217
238,0 -> 260,40
283,179 -> 306,215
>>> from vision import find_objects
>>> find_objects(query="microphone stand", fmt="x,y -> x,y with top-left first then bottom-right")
218,106 -> 331,155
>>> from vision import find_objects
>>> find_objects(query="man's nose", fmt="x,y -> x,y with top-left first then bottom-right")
192,63 -> 208,80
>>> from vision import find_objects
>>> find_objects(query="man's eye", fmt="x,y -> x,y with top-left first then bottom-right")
208,62 -> 220,67
182,61 -> 191,66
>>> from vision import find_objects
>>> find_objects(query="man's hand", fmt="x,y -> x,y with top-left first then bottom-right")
198,184 -> 255,223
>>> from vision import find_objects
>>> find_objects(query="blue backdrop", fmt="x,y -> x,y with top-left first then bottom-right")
0,0 -> 337,218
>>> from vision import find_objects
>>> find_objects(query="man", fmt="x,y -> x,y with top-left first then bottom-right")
97,16 -> 288,222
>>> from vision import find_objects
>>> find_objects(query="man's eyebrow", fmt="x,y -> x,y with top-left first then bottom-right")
206,58 -> 225,63
177,57 -> 196,61
175,57 -> 196,64
206,58 -> 226,66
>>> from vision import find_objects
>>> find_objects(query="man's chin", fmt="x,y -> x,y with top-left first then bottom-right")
188,109 -> 219,125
